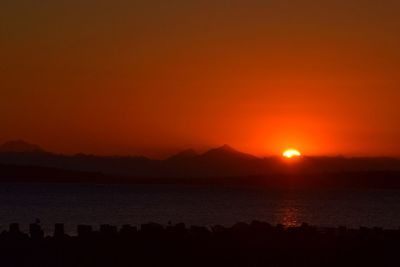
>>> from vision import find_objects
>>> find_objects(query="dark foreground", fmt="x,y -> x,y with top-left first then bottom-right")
1,222 -> 399,267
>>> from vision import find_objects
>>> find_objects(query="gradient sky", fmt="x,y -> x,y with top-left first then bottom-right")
1,0 -> 400,157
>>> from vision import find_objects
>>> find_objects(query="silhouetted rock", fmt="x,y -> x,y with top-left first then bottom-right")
54,223 -> 66,239
119,224 -> 137,237
29,223 -> 44,240
0,221 -> 399,266
77,225 -> 93,238
99,224 -> 118,238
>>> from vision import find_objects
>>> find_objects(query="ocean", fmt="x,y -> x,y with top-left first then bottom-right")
0,183 -> 400,234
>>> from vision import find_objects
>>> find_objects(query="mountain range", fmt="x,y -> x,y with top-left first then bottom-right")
0,140 -> 400,182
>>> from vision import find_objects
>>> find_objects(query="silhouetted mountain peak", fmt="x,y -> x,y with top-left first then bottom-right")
167,149 -> 198,161
201,145 -> 257,160
219,144 -> 236,151
0,140 -> 45,153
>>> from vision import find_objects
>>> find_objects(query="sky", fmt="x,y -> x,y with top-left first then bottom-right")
1,0 -> 400,157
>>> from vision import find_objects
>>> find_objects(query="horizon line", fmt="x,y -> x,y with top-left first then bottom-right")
1,140 -> 400,160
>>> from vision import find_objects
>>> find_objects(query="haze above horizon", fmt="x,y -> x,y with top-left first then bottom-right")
1,1 -> 399,157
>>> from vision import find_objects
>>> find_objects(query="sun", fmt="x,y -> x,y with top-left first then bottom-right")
282,149 -> 302,159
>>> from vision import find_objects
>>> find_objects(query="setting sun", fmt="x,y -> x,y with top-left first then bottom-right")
283,149 -> 302,158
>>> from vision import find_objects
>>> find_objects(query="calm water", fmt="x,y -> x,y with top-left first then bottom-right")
0,183 -> 400,234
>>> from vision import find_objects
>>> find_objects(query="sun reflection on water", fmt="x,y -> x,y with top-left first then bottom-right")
278,201 -> 301,227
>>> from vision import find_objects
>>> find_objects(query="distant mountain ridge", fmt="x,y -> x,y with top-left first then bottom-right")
199,144 -> 258,160
0,140 -> 45,153
0,140 -> 400,179
166,149 -> 198,161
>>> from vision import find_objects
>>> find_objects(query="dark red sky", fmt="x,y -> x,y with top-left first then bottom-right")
1,0 -> 400,157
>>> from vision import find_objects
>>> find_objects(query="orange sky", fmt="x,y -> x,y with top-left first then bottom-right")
1,0 -> 400,157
